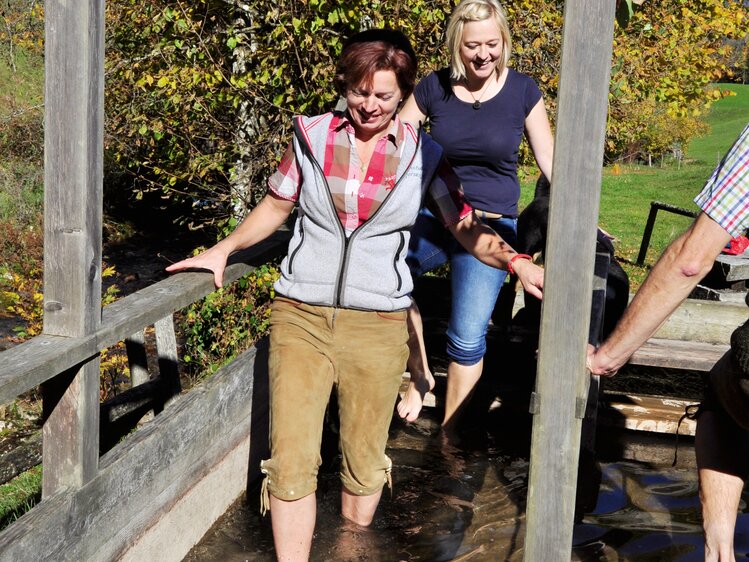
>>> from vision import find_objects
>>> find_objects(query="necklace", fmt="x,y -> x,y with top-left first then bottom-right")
466,77 -> 494,110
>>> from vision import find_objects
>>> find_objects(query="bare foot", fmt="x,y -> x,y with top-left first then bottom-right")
397,370 -> 435,422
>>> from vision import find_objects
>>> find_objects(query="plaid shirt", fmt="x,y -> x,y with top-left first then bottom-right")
269,112 -> 472,234
694,123 -> 749,237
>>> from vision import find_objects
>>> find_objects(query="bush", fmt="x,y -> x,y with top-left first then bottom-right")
102,0 -> 748,232
181,263 -> 279,380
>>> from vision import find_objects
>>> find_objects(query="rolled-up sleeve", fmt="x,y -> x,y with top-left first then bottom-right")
694,123 -> 749,237
268,141 -> 302,202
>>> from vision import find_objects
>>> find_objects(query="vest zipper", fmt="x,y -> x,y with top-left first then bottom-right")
293,118 -> 422,307
286,218 -> 304,275
393,232 -> 405,292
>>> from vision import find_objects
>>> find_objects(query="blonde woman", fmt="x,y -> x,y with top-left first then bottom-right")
398,0 -> 554,428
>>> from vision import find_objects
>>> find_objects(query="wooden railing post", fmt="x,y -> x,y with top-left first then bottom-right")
41,0 -> 104,496
523,0 -> 616,559
126,330 -> 151,387
155,315 -> 182,407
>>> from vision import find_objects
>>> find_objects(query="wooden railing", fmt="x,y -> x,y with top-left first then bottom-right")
0,232 -> 289,561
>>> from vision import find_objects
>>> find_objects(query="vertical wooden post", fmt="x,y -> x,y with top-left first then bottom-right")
523,1 -> 615,559
126,330 -> 151,387
41,0 -> 104,496
155,315 -> 182,407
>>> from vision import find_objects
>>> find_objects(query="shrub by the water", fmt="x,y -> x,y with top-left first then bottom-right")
181,263 -> 279,381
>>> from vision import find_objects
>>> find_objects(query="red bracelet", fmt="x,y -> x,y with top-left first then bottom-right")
507,253 -> 532,275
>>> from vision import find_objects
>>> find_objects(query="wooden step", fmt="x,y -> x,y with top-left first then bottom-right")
628,338 -> 729,372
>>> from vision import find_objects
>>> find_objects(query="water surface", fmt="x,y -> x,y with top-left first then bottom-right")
186,409 -> 749,561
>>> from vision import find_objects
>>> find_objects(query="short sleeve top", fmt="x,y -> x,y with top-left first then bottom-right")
413,68 -> 542,216
694,122 -> 749,237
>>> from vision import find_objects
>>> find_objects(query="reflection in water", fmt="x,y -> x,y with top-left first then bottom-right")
186,409 -> 749,561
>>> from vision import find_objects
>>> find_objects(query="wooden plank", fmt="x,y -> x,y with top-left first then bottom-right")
41,362 -> 100,498
43,0 -> 103,336
599,392 -> 698,436
714,253 -> 749,282
629,338 -> 729,371
653,297 -> 745,344
0,231 -> 289,404
125,330 -> 150,387
154,315 -> 181,408
41,0 -> 105,496
523,1 -> 616,560
119,435 -> 251,562
0,341 -> 268,561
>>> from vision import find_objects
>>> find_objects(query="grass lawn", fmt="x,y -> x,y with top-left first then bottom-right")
521,83 -> 748,289
0,47 -> 44,221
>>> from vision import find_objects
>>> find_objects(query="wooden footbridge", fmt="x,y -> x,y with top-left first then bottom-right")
0,1 -> 742,560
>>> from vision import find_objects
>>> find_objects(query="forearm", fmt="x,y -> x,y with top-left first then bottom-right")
449,213 -> 518,269
449,213 -> 544,299
594,213 -> 730,372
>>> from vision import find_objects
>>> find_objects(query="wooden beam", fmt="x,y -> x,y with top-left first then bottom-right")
41,0 -> 105,496
599,392 -> 699,436
0,342 -> 269,561
714,253 -> 749,283
125,330 -> 150,387
0,232 -> 289,404
523,1 -> 616,560
629,338 -> 729,371
154,315 -> 181,408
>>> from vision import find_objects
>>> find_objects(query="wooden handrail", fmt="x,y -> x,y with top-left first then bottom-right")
0,230 -> 290,404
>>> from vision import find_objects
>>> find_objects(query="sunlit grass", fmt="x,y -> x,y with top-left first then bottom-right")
0,465 -> 41,530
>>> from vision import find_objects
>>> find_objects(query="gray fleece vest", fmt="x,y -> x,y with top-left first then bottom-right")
273,112 -> 443,311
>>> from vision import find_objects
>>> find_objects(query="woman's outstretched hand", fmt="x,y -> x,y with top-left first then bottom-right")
165,244 -> 231,289
512,258 -> 544,300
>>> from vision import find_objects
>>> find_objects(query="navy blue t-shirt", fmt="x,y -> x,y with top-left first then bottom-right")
413,68 -> 542,217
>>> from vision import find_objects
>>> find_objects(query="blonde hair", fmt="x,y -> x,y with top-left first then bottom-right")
445,0 -> 512,82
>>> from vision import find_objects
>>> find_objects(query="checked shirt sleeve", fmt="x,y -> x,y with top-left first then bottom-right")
268,141 -> 302,202
694,123 -> 749,237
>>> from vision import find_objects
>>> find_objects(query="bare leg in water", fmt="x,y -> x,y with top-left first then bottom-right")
397,300 -> 436,422
442,359 -> 482,433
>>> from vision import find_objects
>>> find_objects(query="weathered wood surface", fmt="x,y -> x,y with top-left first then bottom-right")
154,315 -> 181,408
652,297 -> 745,344
125,329 -> 150,387
599,392 -> 698,436
715,253 -> 749,282
0,340 -> 269,562
511,292 -> 745,344
629,338 -> 729,371
627,296 -> 742,372
41,362 -> 100,498
41,0 -> 105,497
0,231 -> 289,404
523,1 -> 616,560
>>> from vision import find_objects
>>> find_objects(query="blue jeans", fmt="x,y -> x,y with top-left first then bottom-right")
407,208 -> 517,366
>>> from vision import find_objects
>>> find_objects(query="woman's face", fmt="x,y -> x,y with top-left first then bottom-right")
459,18 -> 504,83
345,70 -> 403,139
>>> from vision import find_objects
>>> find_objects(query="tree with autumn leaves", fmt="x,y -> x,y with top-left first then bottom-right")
3,0 -> 747,227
